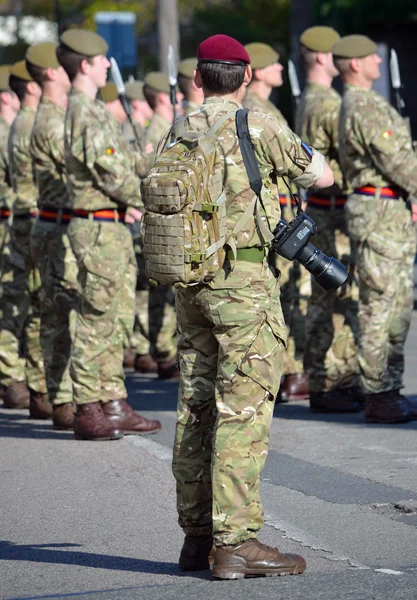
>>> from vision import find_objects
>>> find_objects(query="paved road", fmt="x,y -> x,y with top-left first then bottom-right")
2,314 -> 417,600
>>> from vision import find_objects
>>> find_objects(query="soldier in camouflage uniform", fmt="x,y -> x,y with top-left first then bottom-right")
25,42 -> 78,430
143,72 -> 185,379
57,29 -> 161,440
335,35 -> 417,424
296,27 -> 361,413
177,58 -> 204,116
158,34 -> 334,578
243,42 -> 311,402
0,61 -> 50,417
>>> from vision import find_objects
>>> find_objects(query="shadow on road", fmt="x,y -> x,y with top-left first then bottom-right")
0,412 -> 73,439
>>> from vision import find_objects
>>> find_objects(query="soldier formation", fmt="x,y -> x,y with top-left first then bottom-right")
0,23 -> 416,578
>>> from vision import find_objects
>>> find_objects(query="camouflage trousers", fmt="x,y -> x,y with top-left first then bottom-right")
345,193 -> 416,395
303,206 -> 359,393
68,218 -> 137,405
0,218 -> 47,392
31,219 -> 79,405
277,200 -> 311,375
173,259 -> 286,546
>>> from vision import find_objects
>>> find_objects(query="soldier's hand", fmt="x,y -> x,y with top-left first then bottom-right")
125,207 -> 143,224
145,142 -> 154,155
412,203 -> 417,223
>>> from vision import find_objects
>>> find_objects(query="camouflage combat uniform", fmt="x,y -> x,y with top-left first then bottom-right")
243,87 -> 310,376
296,82 -> 359,394
30,97 -> 78,406
0,117 -> 14,271
339,85 -> 417,395
160,97 -> 325,546
0,107 -> 47,393
64,89 -> 140,405
144,112 -> 178,365
183,100 -> 200,117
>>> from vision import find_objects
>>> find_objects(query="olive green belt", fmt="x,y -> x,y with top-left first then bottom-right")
226,247 -> 266,263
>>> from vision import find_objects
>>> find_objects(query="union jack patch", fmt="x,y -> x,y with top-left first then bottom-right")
301,141 -> 313,160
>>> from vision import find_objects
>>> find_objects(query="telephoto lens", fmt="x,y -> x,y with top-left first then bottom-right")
272,214 -> 348,291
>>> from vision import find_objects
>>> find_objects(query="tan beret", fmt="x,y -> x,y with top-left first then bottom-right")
101,82 -> 118,103
60,29 -> 108,57
332,35 -> 378,59
244,43 -> 279,69
300,27 -> 340,53
144,72 -> 171,94
178,58 -> 197,79
10,61 -> 33,82
125,81 -> 144,101
26,42 -> 60,70
0,65 -> 11,91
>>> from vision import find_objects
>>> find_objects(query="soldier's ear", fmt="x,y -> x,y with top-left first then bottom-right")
194,69 -> 203,89
351,58 -> 361,73
244,65 -> 252,86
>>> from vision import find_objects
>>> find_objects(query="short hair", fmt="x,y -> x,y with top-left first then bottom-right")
26,62 -> 47,86
333,57 -> 352,75
143,85 -> 160,110
9,75 -> 28,102
197,62 -> 246,96
56,45 -> 93,82
299,45 -> 318,67
178,73 -> 192,98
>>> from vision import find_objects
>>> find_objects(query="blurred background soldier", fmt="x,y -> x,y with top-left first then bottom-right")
177,58 -> 204,116
26,42 -> 77,431
57,29 -> 161,440
336,35 -> 417,424
124,80 -> 154,151
296,26 -> 361,413
0,61 -> 49,418
243,42 -> 311,403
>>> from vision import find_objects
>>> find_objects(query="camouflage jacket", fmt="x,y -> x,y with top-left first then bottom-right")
64,88 -> 141,211
0,116 -> 15,211
30,97 -> 69,210
296,82 -> 347,196
243,88 -> 287,124
157,97 -> 325,249
8,106 -> 38,215
339,85 -> 417,196
146,112 -> 171,150
122,119 -> 152,179
183,100 -> 200,117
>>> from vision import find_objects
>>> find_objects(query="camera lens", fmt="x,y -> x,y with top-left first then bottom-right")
297,243 -> 348,291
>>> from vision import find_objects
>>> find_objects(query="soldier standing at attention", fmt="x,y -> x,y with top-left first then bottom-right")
0,61 -> 50,418
335,35 -> 417,424
177,58 -> 204,116
56,29 -> 161,440
243,42 -> 310,403
158,34 -> 334,578
26,42 -> 77,430
296,27 -> 361,413
124,80 -> 153,153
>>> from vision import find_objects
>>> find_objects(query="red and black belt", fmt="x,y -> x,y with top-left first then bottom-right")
39,208 -> 73,223
13,211 -> 38,220
308,195 -> 347,210
354,186 -> 403,200
0,208 -> 11,220
279,194 -> 298,208
72,209 -> 126,223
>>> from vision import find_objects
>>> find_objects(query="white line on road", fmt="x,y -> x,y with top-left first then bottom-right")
126,435 -> 173,461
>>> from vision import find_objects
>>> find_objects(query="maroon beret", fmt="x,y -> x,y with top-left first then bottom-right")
198,34 -> 251,66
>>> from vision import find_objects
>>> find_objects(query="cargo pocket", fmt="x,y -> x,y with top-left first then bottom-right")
82,248 -> 124,314
238,317 -> 285,397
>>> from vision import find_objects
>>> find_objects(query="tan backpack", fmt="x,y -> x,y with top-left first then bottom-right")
141,109 -> 273,286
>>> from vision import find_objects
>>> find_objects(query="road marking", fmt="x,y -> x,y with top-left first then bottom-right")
375,569 -> 404,575
126,435 -> 172,461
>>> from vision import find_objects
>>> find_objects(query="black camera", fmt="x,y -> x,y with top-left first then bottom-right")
272,213 -> 348,291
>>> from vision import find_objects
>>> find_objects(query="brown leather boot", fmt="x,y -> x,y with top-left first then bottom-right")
73,403 -> 123,441
123,348 -> 136,369
365,391 -> 410,424
280,373 -> 309,402
213,539 -> 306,579
102,399 -> 161,435
179,535 -> 215,571
29,392 -> 52,419
157,358 -> 180,380
134,353 -> 158,374
3,382 -> 30,409
310,388 -> 362,413
53,402 -> 76,430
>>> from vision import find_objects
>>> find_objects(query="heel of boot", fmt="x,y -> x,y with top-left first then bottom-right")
212,569 -> 245,580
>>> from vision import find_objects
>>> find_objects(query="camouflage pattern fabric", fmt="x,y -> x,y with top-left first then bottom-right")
0,107 -> 46,393
164,96 -> 325,545
65,89 -> 140,404
339,85 -> 417,394
30,97 -> 78,405
0,116 -> 15,298
183,100 -> 200,117
296,82 -> 359,393
243,88 -> 310,376
146,112 -> 171,154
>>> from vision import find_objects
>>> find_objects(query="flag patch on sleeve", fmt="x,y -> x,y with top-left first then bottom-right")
382,130 -> 392,139
301,141 -> 313,160
105,147 -> 115,155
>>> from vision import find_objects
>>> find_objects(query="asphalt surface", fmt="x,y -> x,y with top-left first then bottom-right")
2,313 -> 417,600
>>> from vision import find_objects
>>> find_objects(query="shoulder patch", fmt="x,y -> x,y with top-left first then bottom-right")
301,141 -> 313,160
382,130 -> 392,139
105,147 -> 115,155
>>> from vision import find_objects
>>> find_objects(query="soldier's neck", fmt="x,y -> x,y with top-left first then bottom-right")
130,110 -> 146,127
41,82 -> 68,110
72,75 -> 98,101
306,70 -> 333,89
247,80 -> 272,101
154,104 -> 174,124
0,106 -> 17,125
21,95 -> 39,111
342,74 -> 372,90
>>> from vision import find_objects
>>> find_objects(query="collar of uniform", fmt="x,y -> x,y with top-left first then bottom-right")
19,105 -> 37,115
70,87 -> 97,105
306,81 -> 340,98
40,96 -> 66,115
203,96 -> 243,109
152,111 -> 171,127
344,83 -> 372,94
